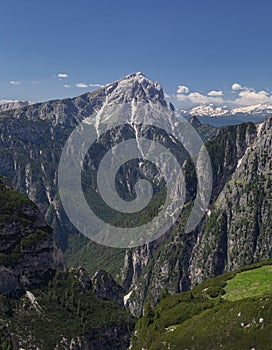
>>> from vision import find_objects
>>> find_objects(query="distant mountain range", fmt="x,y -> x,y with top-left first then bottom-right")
179,103 -> 272,118
179,103 -> 272,126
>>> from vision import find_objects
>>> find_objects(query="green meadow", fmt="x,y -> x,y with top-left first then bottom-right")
224,265 -> 272,301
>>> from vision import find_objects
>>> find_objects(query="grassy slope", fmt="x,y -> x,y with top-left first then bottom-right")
224,265 -> 272,301
131,259 -> 272,350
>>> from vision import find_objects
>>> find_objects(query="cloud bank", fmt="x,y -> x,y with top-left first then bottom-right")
175,82 -> 272,107
234,89 -> 272,105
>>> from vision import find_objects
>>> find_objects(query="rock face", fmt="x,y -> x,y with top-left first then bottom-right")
0,176 -> 65,296
73,267 -> 125,307
124,118 -> 272,316
189,117 -> 272,285
122,121 -> 258,314
84,325 -> 132,350
92,270 -> 124,307
57,325 -> 133,350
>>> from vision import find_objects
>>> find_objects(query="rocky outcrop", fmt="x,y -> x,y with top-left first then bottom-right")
92,270 -> 124,307
0,100 -> 31,113
73,266 -> 92,290
72,267 -> 125,307
0,176 -> 65,296
84,325 -> 133,350
54,324 -> 133,350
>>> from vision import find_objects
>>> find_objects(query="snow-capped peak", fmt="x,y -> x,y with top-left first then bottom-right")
232,103 -> 272,115
78,72 -> 174,137
179,103 -> 272,119
100,72 -> 167,107
126,71 -> 145,79
180,104 -> 230,117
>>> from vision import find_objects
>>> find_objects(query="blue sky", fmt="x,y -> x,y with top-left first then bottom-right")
1,0 -> 272,108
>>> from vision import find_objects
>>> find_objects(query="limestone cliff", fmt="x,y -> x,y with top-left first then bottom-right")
0,176 -> 65,296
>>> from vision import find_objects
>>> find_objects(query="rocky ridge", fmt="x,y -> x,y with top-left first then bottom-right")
0,100 -> 32,113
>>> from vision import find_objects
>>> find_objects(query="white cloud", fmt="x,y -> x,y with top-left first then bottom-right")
75,82 -> 103,89
30,80 -> 40,84
177,85 -> 189,94
76,83 -> 89,88
234,89 -> 272,105
232,83 -> 243,91
175,82 -> 272,108
177,92 -> 223,105
64,84 -> 71,88
10,80 -> 21,85
57,73 -> 68,79
89,83 -> 104,88
208,90 -> 223,97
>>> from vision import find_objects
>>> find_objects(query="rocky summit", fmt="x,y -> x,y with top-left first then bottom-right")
0,72 -> 173,250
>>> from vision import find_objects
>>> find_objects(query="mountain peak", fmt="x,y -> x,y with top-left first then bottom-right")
2,73 -> 169,128
100,72 -> 167,107
125,71 -> 145,79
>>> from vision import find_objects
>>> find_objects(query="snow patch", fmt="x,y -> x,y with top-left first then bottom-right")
124,291 -> 133,306
236,156 -> 244,169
